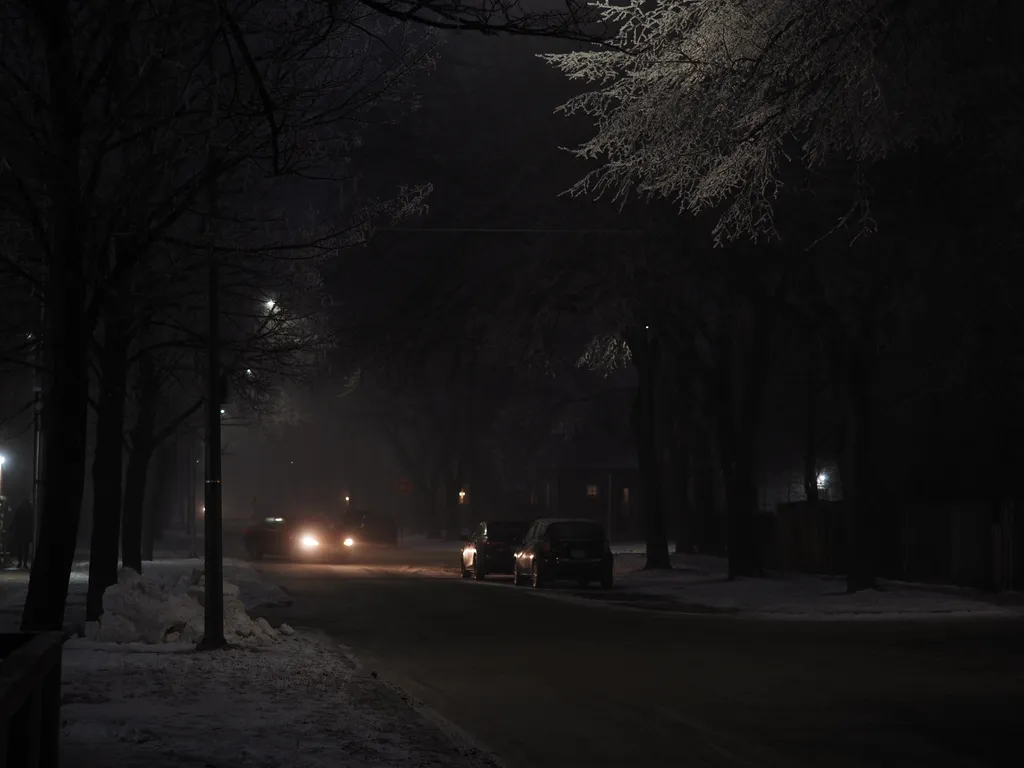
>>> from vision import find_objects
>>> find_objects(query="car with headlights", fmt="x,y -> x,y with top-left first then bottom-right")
243,514 -> 354,561
513,518 -> 613,589
460,520 -> 530,580
340,510 -> 399,548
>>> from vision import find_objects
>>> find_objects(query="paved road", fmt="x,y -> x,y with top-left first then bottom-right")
254,545 -> 1024,768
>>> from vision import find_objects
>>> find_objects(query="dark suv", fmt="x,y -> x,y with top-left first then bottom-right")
513,518 -> 613,589
460,520 -> 530,580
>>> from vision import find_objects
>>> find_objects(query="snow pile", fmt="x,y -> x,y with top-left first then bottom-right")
84,566 -> 292,645
60,636 -> 471,768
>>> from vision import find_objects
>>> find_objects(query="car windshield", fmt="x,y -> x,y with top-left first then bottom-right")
487,522 -> 529,542
547,522 -> 605,541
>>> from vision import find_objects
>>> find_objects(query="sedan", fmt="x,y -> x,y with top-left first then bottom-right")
243,515 -> 354,561
513,518 -> 614,589
460,520 -> 530,580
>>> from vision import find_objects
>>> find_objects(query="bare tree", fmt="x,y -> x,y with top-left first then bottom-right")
1,0 -> 438,629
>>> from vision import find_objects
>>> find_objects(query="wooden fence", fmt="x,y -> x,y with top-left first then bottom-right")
766,500 -> 1019,591
0,631 -> 68,768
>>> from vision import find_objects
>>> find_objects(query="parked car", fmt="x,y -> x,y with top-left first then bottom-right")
513,518 -> 613,589
243,514 -> 352,561
460,520 -> 530,580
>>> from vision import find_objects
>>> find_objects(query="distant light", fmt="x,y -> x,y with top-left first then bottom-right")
344,495 -> 350,503
245,368 -> 253,376
0,455 -> 5,465
299,534 -> 320,549
343,537 -> 354,547
645,325 -> 649,330
816,472 -> 828,490
265,299 -> 276,312
220,408 -> 226,415
458,489 -> 467,504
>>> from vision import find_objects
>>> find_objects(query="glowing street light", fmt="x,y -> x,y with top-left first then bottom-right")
264,299 -> 276,313
458,489 -> 467,504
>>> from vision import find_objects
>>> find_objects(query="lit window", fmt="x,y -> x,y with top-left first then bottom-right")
586,484 -> 599,498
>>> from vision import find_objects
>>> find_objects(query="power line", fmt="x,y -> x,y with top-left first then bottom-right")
383,227 -> 645,234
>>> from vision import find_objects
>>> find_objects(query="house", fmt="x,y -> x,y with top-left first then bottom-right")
527,436 -> 641,541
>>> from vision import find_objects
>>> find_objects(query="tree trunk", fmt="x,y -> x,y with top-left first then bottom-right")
628,328 -> 672,570
719,300 -> 772,579
122,350 -> 159,573
22,289 -> 90,630
444,470 -> 463,541
675,438 -> 694,554
22,1 -> 91,632
845,318 -> 879,593
143,443 -> 175,560
690,430 -> 712,554
86,315 -> 129,622
804,372 -> 820,504
422,473 -> 442,539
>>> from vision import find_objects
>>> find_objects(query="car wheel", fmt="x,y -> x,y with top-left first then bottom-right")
473,557 -> 486,580
531,561 -> 545,589
600,570 -> 614,589
460,556 -> 471,579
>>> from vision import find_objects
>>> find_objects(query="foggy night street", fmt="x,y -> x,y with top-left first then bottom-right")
252,545 -> 1024,768
5,2 -> 1024,766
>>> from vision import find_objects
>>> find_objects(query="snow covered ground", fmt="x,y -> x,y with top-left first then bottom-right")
61,634 -> 476,768
2,558 -> 482,767
560,548 -> 1024,620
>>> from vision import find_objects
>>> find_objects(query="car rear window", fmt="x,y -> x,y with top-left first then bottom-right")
487,522 -> 529,541
547,522 -> 604,541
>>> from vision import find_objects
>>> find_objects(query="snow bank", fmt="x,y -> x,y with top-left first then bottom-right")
60,635 -> 472,768
84,565 -> 292,645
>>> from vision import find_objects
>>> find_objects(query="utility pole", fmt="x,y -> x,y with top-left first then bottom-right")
190,443 -> 199,559
31,305 -> 44,562
607,472 -> 613,540
198,143 -> 226,651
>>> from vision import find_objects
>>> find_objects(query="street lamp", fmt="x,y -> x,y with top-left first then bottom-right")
458,489 -> 466,505
264,299 -> 276,313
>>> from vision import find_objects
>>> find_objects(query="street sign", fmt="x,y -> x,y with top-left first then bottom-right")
397,478 -> 413,495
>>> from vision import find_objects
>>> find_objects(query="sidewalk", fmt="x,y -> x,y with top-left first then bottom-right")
61,634 -> 476,768
5,558 -> 484,768
545,547 -> 1024,621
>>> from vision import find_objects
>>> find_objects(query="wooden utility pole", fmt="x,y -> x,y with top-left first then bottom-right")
198,142 -> 226,651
